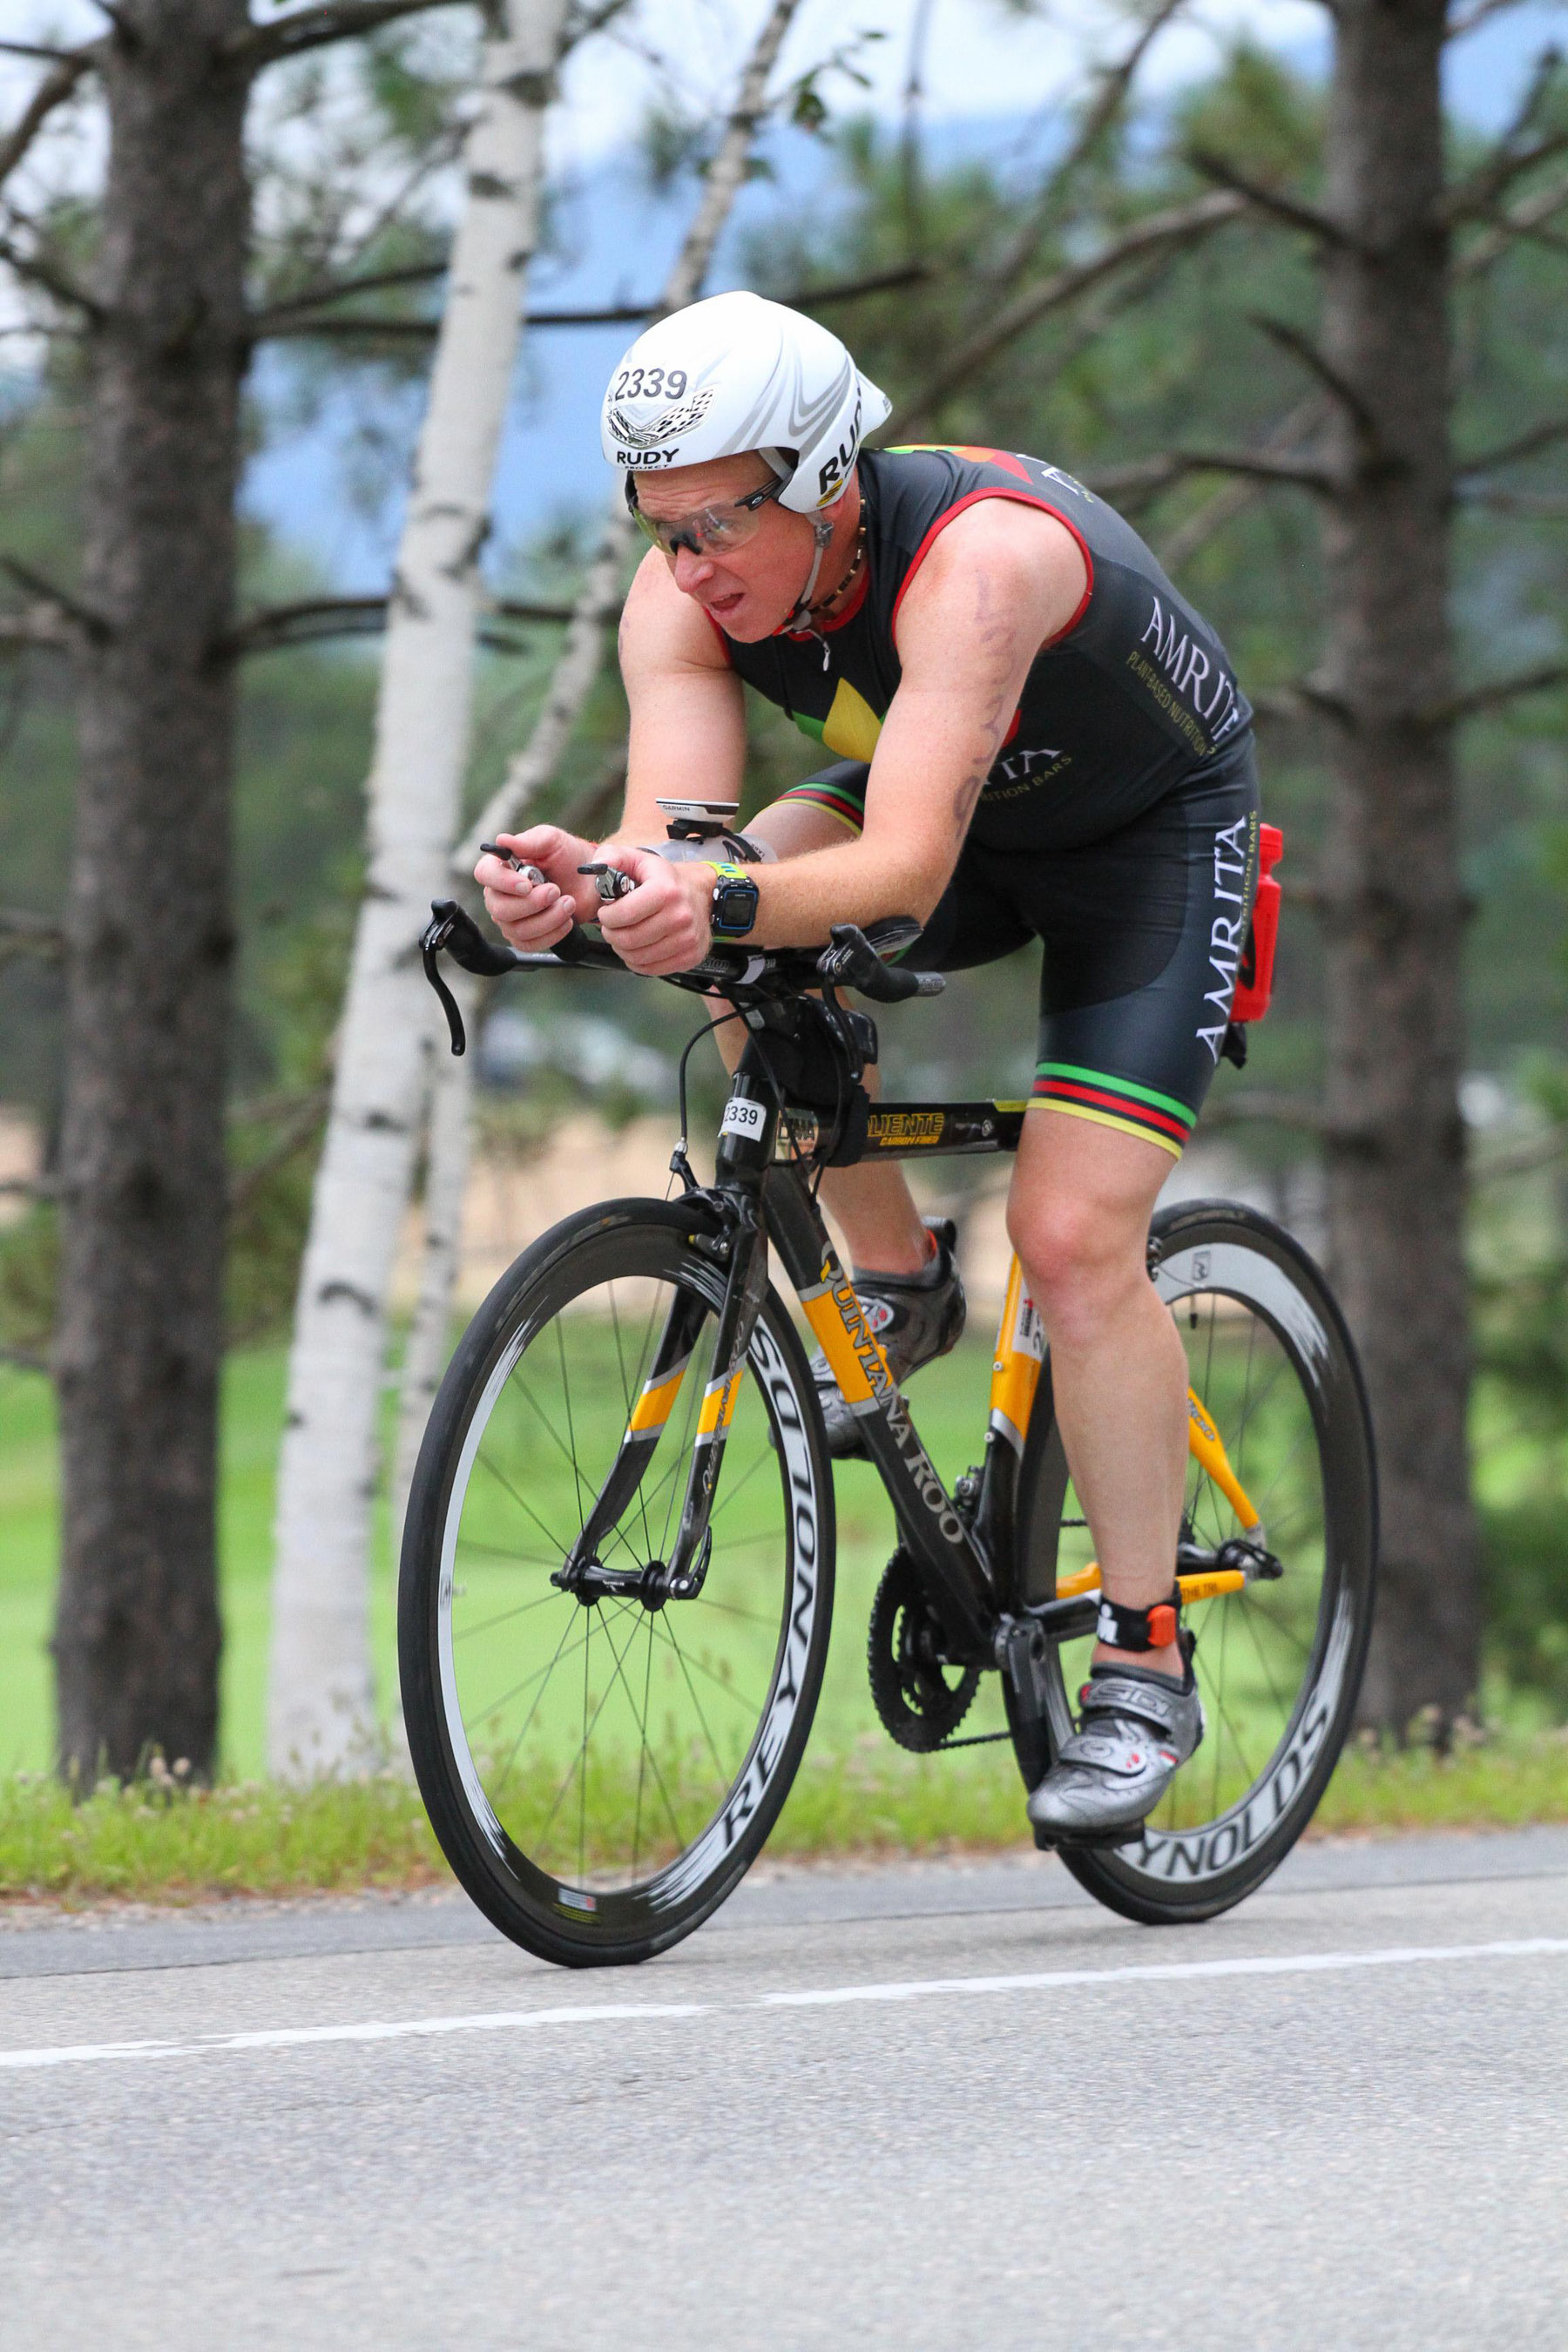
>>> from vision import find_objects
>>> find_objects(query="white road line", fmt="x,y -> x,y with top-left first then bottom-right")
0,2003 -> 706,2072
759,1937 -> 1568,2007
3,1938 -> 1565,2075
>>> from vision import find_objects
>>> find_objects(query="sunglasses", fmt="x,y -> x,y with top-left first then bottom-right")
629,476 -> 784,559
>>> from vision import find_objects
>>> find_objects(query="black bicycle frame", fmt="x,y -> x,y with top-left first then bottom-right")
691,1052 -> 1080,1701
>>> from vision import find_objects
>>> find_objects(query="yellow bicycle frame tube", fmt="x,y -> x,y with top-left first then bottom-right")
986,1254 -> 1263,1532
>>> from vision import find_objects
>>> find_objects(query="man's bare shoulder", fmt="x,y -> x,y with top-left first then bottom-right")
894,496 -> 1088,659
620,549 -> 731,676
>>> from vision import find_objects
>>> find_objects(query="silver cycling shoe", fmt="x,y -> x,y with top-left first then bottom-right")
1027,1657 -> 1205,1846
811,1217 -> 966,1458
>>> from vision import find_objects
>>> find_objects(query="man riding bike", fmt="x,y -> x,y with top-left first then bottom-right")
477,290 -> 1260,1847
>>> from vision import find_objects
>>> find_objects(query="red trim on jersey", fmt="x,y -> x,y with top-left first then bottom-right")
889,488 -> 1095,653
781,546 -> 873,641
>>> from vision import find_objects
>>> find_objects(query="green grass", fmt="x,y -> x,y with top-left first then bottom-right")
2,1734 -> 1565,1906
4,1318 -> 1568,1909
0,1353 -> 400,1778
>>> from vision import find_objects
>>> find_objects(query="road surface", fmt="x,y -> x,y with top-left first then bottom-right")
3,1827 -> 1566,2349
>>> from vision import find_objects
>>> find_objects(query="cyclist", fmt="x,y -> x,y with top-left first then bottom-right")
478,290 -> 1260,1848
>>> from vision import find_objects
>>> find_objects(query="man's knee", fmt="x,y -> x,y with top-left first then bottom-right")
1007,1186 -> 1147,1342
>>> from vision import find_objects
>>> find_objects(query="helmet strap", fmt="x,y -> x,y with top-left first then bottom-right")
784,515 -> 836,634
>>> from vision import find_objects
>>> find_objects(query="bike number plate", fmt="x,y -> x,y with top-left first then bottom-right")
720,1098 -> 767,1139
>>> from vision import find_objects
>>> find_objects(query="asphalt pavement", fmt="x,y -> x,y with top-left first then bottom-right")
3,1827 -> 1566,2350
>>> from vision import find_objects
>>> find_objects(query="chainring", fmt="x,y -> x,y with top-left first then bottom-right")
867,1551 -> 981,1753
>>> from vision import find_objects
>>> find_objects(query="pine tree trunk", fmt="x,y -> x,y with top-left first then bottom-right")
53,0 -> 251,1781
268,0 -> 565,1774
1318,0 -> 1481,1731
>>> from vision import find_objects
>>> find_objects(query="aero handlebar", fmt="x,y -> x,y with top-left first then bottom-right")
419,898 -> 945,1058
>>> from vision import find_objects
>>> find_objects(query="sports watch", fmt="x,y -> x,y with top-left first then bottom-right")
706,861 -> 760,940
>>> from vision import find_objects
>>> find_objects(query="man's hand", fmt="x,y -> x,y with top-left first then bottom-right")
476,827 -> 598,950
597,844 -> 714,974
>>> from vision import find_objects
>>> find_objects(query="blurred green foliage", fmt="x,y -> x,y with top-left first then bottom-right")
3,42 -> 1568,1695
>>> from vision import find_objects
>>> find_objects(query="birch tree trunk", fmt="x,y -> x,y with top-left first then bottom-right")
390,968 -> 476,1536
268,0 -> 565,1774
1317,0 -> 1482,1731
456,0 -> 807,866
392,0 -> 805,1498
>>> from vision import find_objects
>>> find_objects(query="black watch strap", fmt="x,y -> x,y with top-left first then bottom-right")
708,861 -> 760,940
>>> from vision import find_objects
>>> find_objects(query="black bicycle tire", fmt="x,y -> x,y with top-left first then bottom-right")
398,1197 -> 836,1967
1008,1199 -> 1377,1927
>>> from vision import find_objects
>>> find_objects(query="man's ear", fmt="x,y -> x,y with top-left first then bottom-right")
824,470 -> 859,523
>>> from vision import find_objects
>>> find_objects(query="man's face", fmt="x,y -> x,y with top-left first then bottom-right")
632,452 -> 817,641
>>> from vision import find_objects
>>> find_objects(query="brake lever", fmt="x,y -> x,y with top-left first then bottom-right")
420,898 -> 538,1056
578,862 -> 638,902
817,922 -> 945,1003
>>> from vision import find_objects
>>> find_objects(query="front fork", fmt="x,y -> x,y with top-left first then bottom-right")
557,1075 -> 774,1605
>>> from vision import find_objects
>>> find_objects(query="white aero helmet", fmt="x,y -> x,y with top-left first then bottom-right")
600,289 -> 891,512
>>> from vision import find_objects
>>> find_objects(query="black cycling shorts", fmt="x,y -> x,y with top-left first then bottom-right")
778,737 -> 1260,1159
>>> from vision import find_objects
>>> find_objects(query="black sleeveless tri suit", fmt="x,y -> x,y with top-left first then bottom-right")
714,444 -> 1261,1158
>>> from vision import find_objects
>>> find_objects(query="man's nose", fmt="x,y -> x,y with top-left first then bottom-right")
672,544 -> 715,593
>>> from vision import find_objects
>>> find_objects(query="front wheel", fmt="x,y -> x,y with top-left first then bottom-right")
1010,1200 -> 1377,1925
399,1199 -> 835,1967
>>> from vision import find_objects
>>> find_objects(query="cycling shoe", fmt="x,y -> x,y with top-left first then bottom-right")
1026,1656 -> 1204,1846
810,1218 -> 966,1459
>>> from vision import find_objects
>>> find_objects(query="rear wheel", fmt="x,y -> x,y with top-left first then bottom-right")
1010,1200 -> 1376,1924
399,1200 -> 835,1967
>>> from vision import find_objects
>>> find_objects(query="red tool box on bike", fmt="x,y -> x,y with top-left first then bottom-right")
1231,823 -> 1282,1024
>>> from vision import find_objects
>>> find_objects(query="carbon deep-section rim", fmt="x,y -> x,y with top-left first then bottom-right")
398,1199 -> 835,1967
1010,1200 -> 1377,1925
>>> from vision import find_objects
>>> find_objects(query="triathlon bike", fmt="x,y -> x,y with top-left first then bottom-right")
402,883 -> 1376,1969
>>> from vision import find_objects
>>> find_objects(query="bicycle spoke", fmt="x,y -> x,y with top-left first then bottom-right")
659,1613 -> 731,1782
475,1450 -> 571,1562
454,1589 -> 565,1646
652,1611 -> 767,1717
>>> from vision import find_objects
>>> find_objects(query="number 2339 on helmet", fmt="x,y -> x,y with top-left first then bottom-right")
599,288 -> 892,512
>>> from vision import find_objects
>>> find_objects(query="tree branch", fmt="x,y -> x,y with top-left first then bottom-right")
231,0 -> 476,72
558,0 -> 634,57
1199,1090 -> 1330,1134
1428,657 -> 1568,725
1446,124 -> 1568,225
1156,397 -> 1325,573
0,226 -> 101,319
885,189 -> 1245,441
1460,486 -> 1568,517
1086,446 -> 1338,500
0,50 -> 94,197
1456,413 -> 1568,477
246,260 -> 449,335
0,556 -> 108,645
1188,146 -> 1349,247
1249,314 -> 1383,452
1456,164 -> 1568,274
0,1343 -> 51,1376
1249,676 -> 1352,727
228,1091 -> 329,1215
254,260 -> 936,343
0,603 -> 72,653
985,0 -> 1188,291
0,906 -> 64,963
1446,0 -> 1534,41
220,591 -> 575,659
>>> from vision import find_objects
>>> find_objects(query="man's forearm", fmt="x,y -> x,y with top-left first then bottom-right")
717,835 -> 946,948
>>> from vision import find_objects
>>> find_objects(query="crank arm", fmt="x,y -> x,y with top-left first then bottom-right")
1028,1538 -> 1285,1640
